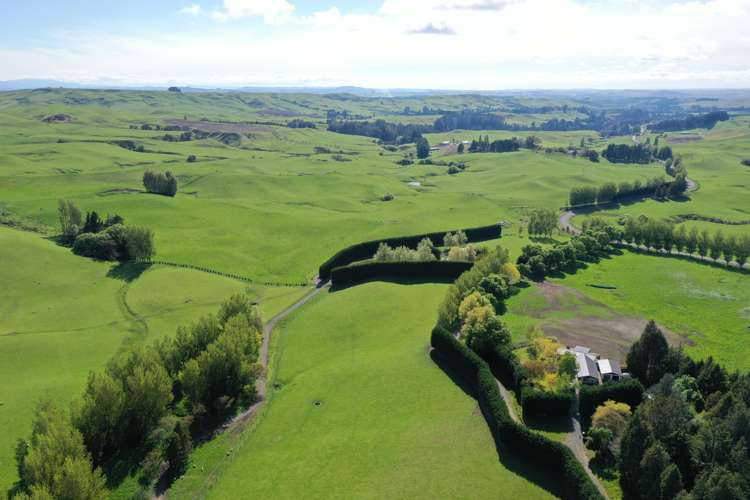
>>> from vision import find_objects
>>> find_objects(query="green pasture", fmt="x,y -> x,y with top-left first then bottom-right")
505,251 -> 750,371
0,91 -> 662,282
170,282 -> 558,500
0,226 -> 306,489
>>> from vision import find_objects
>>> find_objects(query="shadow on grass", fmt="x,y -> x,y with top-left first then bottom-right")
523,414 -> 574,435
330,275 -> 458,292
107,261 -> 152,282
430,350 -> 563,499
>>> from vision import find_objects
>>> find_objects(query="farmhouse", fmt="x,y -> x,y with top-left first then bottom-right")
558,345 -> 624,385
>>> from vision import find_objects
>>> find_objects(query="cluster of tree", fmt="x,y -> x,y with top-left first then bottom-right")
14,294 -> 263,498
73,224 -> 154,261
58,199 -> 154,261
622,217 -> 750,266
602,142 -> 673,164
326,119 -> 431,144
650,111 -> 730,132
287,119 -> 316,129
437,246 -> 520,334
433,110 -> 594,133
568,176 -> 678,206
521,336 -> 578,392
469,135 -> 538,153
516,227 -> 619,281
443,230 -> 468,247
527,209 -> 557,237
373,238 -> 436,262
614,321 -> 750,500
143,170 -> 178,197
114,140 -> 145,152
161,131 -> 193,142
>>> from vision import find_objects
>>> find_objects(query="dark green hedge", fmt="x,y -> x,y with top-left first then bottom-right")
330,261 -> 473,287
579,379 -> 645,425
482,343 -> 527,395
431,326 -> 603,500
521,386 -> 573,417
319,223 -> 502,281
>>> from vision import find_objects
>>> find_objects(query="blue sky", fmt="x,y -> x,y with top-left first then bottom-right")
1,0 -> 749,89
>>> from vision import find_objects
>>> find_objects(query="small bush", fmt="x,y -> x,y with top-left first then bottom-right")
742,159 -> 750,166
448,166 -> 460,175
187,155 -> 197,163
381,193 -> 394,201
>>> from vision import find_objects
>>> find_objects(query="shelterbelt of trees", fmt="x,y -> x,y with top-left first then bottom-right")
327,108 -> 732,145
12,294 -> 263,500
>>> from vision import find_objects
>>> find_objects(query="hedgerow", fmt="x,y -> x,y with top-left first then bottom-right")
330,260 -> 473,287
579,379 -> 645,425
318,223 -> 502,281
431,326 -> 603,500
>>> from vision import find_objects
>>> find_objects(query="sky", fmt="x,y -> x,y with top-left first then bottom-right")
1,0 -> 749,89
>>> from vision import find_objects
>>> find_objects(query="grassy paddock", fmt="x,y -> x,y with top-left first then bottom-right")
170,282 -> 557,499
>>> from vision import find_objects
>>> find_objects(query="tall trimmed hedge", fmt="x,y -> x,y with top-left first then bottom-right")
579,379 -> 644,425
431,326 -> 603,500
521,386 -> 573,417
319,223 -> 502,281
479,333 -> 572,417
330,260 -> 473,287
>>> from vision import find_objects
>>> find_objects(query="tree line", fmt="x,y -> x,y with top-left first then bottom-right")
143,170 -> 178,197
326,119 -> 431,144
649,111 -> 730,133
569,176 -> 677,206
58,199 -> 155,261
622,217 -> 750,267
602,142 -> 673,164
13,294 -> 263,499
467,135 -> 540,153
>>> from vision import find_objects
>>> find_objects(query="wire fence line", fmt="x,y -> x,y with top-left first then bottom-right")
136,259 -> 310,287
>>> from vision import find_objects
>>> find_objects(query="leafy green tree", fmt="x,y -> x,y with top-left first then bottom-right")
416,137 -> 430,159
17,401 -> 107,500
558,353 -> 578,380
697,229 -> 711,257
58,199 -> 83,243
73,372 -> 126,464
639,443 -> 671,500
710,231 -> 724,261
585,426 -> 614,460
464,314 -> 511,354
660,463 -> 684,500
620,412 -> 654,499
691,466 -> 746,500
125,226 -> 155,261
218,293 -> 263,331
627,320 -> 669,386
686,227 -> 699,254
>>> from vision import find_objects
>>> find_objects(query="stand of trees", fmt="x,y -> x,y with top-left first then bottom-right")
527,208 -> 557,237
143,170 -> 178,197
287,119 -> 316,129
326,119 -> 431,144
614,322 -> 750,500
650,111 -> 730,132
569,177 -> 670,206
622,217 -> 750,267
602,143 -> 673,164
58,199 -> 155,261
14,294 -> 263,498
517,226 -> 620,281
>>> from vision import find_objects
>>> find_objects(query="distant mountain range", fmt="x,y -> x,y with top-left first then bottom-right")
0,79 -> 747,100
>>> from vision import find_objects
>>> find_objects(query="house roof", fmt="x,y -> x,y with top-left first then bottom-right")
573,346 -> 591,354
576,352 -> 600,381
597,359 -> 621,376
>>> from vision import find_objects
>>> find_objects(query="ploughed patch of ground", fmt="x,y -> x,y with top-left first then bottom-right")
42,113 -> 73,123
666,134 -> 703,144
525,282 -> 689,363
163,119 -> 269,134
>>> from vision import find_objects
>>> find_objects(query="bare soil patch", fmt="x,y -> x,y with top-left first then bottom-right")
531,282 -> 690,363
164,119 -> 269,134
666,134 -> 703,144
42,113 -> 73,123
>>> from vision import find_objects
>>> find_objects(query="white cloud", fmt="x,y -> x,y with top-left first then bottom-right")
211,0 -> 295,24
3,0 -> 750,88
180,4 -> 202,15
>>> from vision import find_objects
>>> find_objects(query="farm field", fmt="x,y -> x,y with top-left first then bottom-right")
505,250 -> 750,370
0,91 -> 664,282
0,226 -> 307,489
170,282 -> 558,500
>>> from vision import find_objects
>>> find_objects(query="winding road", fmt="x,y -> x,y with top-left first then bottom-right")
222,282 -> 330,431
